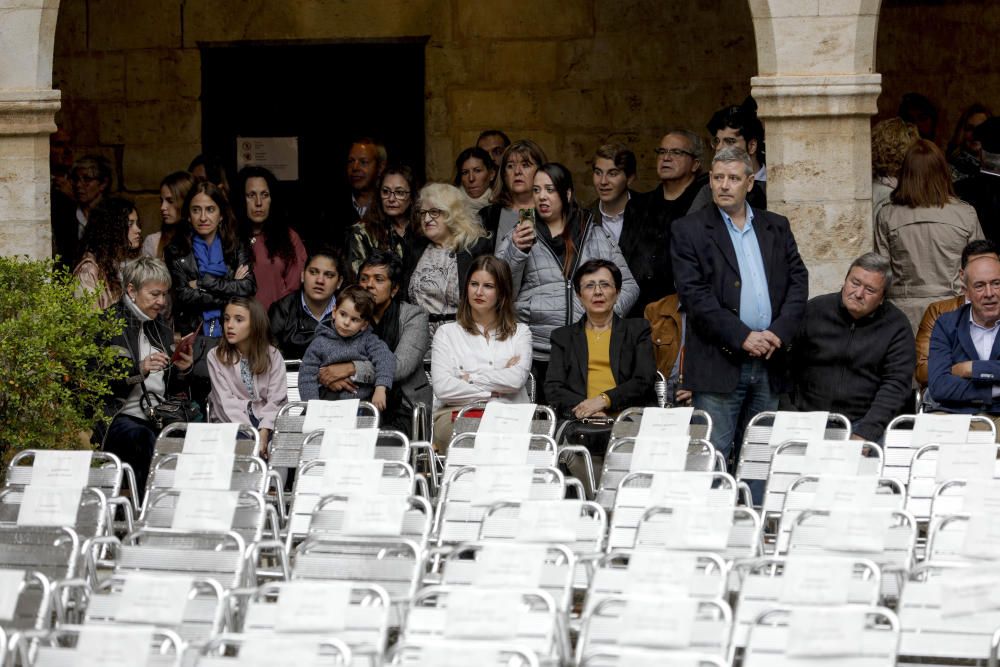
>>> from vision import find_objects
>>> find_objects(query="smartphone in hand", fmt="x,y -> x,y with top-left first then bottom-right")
517,208 -> 536,228
171,331 -> 197,362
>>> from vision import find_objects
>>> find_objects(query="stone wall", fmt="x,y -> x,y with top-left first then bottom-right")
52,0 -> 757,232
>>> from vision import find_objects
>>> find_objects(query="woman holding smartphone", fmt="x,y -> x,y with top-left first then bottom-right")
478,139 -> 547,251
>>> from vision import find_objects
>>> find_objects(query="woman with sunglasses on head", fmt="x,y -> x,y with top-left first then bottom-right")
347,163 -> 419,275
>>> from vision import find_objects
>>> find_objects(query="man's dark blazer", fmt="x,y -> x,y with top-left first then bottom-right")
670,205 -> 808,393
928,302 -> 1000,413
544,314 -> 657,419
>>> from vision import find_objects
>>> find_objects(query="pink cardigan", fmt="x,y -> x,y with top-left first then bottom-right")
207,345 -> 288,431
251,228 -> 307,311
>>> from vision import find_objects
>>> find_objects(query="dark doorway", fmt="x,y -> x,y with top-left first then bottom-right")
200,39 -> 426,251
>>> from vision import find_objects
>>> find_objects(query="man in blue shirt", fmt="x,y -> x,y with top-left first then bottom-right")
671,147 -> 809,461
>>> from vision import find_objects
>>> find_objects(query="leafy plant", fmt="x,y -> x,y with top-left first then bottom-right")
0,256 -> 127,464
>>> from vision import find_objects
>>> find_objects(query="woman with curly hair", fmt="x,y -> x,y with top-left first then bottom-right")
346,163 -> 418,275
235,166 -> 307,311
408,183 -> 492,338
871,117 -> 920,223
73,196 -> 143,310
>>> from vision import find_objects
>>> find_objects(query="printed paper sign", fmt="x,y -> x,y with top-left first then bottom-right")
182,423 -> 239,454
941,569 -> 1000,617
318,428 -> 379,461
822,510 -> 890,553
30,450 -> 91,488
76,625 -> 154,667
16,486 -> 79,527
912,413 -> 972,447
962,513 -> 1000,559
238,636 -> 327,666
786,607 -> 865,657
779,557 -> 853,605
444,588 -> 521,639
115,573 -> 192,626
630,435 -> 690,472
302,399 -> 360,433
769,411 -> 829,446
321,459 -> 383,497
341,495 -> 407,536
620,596 -> 696,648
665,506 -> 731,550
516,500 -> 580,543
171,490 -> 238,532
813,475 -> 878,510
274,581 -> 350,632
613,650 -> 701,667
936,444 -> 997,483
172,453 -> 234,490
962,480 -> 1000,513
803,440 -> 863,476
0,570 -> 25,621
472,432 -> 532,465
637,407 -> 694,437
470,465 -> 534,506
479,402 -> 536,434
648,472 -> 713,507
625,552 -> 695,598
419,645 -> 503,667
475,543 -> 546,588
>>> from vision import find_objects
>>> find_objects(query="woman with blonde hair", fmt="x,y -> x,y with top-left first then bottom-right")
871,117 -> 920,222
408,182 -> 492,337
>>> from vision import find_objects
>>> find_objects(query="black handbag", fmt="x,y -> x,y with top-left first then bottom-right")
559,417 -> 615,455
139,380 -> 202,430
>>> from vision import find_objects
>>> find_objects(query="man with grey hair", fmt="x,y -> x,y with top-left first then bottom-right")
789,252 -> 915,442
671,146 -> 808,469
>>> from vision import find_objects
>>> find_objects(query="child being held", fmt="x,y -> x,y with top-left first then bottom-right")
297,285 -> 396,410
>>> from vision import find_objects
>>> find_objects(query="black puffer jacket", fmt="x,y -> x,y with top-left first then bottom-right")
164,239 -> 256,335
268,289 -> 332,361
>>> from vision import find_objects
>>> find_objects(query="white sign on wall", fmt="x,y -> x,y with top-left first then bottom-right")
236,136 -> 299,181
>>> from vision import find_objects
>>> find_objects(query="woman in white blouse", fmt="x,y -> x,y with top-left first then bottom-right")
430,254 -> 533,451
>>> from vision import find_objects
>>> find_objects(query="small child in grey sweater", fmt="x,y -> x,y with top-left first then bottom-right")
297,286 -> 396,410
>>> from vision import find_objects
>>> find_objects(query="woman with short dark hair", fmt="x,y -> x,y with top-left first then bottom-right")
347,164 -> 419,275
453,147 -> 496,214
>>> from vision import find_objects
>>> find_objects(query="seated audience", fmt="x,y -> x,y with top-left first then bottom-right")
430,255 -> 532,451
268,248 -> 350,360
479,139 -> 547,249
928,254 -> 1000,438
789,253 -> 915,443
207,297 -> 287,451
298,285 -> 395,411
870,117 -> 920,223
453,147 -> 496,213
347,164 -> 418,275
409,183 -> 492,338
102,258 -> 192,492
143,171 -> 194,259
73,197 -> 142,310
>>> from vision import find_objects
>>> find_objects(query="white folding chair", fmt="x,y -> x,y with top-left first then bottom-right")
608,407 -> 714,442
597,437 -> 718,511
270,401 -> 380,471
0,569 -> 52,636
883,414 -> 996,487
452,402 -> 557,438
193,636 -> 351,666
18,625 -> 184,667
389,639 -> 539,666
907,442 -> 1000,528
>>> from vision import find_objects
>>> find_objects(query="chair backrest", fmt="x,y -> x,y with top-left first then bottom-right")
737,411 -> 851,489
285,359 -> 302,403
0,569 -> 52,633
6,450 -> 125,499
479,499 -> 607,556
883,414 -> 996,487
22,625 -> 183,667
194,636 -> 351,666
300,428 -> 411,468
443,432 -> 558,484
452,402 -> 557,438
270,401 -> 380,470
598,437 -> 718,511
0,525 -> 80,581
634,506 -> 763,561
610,407 -> 713,441
146,454 -> 269,497
154,422 -> 261,461
580,653 -> 725,667
743,606 -> 900,667
390,639 -> 539,666
138,488 -> 269,545
105,527 -> 249,590
306,493 -> 433,548
926,513 -> 1000,562
906,443 -> 1000,524
0,486 -> 109,543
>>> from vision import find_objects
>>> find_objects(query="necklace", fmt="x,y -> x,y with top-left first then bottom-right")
587,321 -> 611,342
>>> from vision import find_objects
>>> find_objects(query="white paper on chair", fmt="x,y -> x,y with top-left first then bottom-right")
812,475 -> 878,510
171,490 -> 238,531
768,411 -> 829,446
625,552 -> 695,598
613,650 -> 701,667
662,506 -> 731,550
822,509 -> 890,553
475,543 -> 547,588
469,465 -> 534,506
516,500 -> 581,543
629,435 -> 690,472
0,570 -> 25,621
318,427 -> 379,461
274,580 -> 350,632
182,423 -> 239,453
779,556 -> 853,605
302,398 -> 360,433
420,645 -> 504,667
961,513 -> 1000,559
340,494 -> 407,536
171,452 -> 234,490
940,568 -> 1000,617
786,607 -> 865,657
803,440 -> 863,475
238,636 -> 327,665
912,413 -> 972,447
320,458 -> 383,496
76,625 -> 154,667
444,588 -> 521,639
936,443 -> 997,483
620,596 -> 696,648
29,449 -> 91,488
115,573 -> 192,626
636,407 -> 694,437
16,486 -> 79,527
648,472 -> 713,507
478,402 -> 536,434
472,432 -> 532,465
962,479 -> 1000,513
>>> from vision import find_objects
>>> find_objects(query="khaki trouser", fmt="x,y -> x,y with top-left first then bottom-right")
433,408 -> 456,453
932,411 -> 1000,443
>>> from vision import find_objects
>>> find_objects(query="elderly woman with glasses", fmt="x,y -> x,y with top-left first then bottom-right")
347,164 -> 419,275
408,183 -> 493,338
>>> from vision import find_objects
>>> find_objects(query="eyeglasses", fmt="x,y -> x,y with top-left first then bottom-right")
71,173 -> 101,183
581,280 -> 615,293
418,208 -> 444,220
710,136 -> 742,148
654,148 -> 695,159
381,188 -> 411,199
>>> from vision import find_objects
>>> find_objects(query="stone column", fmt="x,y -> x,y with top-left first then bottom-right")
0,0 -> 61,259
748,0 -> 882,294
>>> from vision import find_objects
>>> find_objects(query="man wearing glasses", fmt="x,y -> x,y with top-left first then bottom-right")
689,101 -> 768,213
52,155 -> 113,268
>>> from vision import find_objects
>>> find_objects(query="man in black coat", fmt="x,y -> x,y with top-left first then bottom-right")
671,146 -> 808,462
789,253 -> 915,443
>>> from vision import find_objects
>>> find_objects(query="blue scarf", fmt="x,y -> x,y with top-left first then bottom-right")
192,234 -> 228,337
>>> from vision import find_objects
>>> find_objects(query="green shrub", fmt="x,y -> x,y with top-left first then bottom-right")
0,256 -> 127,463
